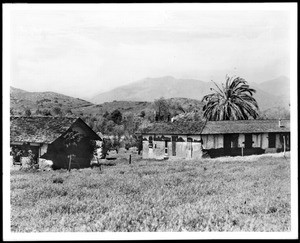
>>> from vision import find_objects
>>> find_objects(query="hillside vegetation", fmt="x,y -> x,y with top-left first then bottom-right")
10,75 -> 290,148
10,86 -> 93,116
10,154 -> 291,232
91,76 -> 290,111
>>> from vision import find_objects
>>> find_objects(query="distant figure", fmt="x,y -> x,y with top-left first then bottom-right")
12,148 -> 22,165
28,150 -> 36,165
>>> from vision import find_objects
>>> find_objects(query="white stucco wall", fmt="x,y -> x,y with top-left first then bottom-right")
238,134 -> 245,147
261,133 -> 269,149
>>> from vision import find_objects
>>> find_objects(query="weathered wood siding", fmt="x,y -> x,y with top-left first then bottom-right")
201,134 -> 223,149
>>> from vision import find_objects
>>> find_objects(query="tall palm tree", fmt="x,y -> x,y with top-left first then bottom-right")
202,76 -> 259,121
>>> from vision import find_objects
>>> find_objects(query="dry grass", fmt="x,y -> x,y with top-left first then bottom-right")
10,153 -> 290,232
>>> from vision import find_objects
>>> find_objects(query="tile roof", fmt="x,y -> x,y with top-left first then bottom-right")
139,120 -> 206,135
140,119 -> 290,135
10,116 -> 100,144
202,119 -> 290,134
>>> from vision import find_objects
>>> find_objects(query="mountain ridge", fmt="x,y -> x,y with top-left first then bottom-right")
90,76 -> 290,111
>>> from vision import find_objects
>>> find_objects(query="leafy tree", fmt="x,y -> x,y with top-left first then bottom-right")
259,107 -> 290,119
103,111 -> 110,118
105,120 -> 116,134
24,108 -> 31,117
122,112 -> 138,135
65,109 -> 73,116
41,109 -> 52,116
110,109 -> 122,124
113,124 -> 125,138
52,107 -> 62,117
123,135 -> 142,154
140,110 -> 146,118
101,137 -> 120,158
153,97 -> 170,122
101,138 -> 112,159
202,76 -> 259,121
95,117 -> 107,133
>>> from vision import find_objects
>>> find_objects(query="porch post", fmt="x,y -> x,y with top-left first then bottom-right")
283,135 -> 286,156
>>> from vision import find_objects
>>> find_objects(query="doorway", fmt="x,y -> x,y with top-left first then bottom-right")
223,134 -> 232,155
244,134 -> 253,148
171,136 -> 177,156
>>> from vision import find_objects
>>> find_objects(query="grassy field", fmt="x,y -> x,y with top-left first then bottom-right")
10,153 -> 291,232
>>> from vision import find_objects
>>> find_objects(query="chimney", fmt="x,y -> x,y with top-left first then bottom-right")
278,119 -> 281,127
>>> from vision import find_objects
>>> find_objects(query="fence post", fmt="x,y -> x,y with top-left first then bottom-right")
68,155 -> 72,172
129,154 -> 132,164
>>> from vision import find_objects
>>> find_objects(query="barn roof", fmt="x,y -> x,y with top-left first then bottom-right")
10,116 -> 101,144
139,119 -> 290,135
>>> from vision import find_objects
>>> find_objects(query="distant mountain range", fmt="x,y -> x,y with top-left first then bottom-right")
91,75 -> 290,111
10,75 -> 290,117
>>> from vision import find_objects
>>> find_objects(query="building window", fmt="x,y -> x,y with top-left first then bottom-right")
244,134 -> 253,148
165,141 -> 168,154
268,133 -> 276,148
149,136 -> 153,148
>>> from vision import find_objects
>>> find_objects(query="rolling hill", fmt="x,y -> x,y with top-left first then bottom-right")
10,86 -> 93,115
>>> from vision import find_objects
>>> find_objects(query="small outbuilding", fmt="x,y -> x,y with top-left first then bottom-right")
10,116 -> 102,169
139,119 -> 290,159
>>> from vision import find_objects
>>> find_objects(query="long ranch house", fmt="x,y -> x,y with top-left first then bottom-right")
139,119 -> 290,160
10,116 -> 102,169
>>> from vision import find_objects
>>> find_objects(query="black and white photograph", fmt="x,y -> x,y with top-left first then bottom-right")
3,3 -> 298,240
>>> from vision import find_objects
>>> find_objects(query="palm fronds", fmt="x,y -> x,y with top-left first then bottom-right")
202,76 -> 259,121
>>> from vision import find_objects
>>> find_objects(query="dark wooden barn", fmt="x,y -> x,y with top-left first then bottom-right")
10,116 -> 102,169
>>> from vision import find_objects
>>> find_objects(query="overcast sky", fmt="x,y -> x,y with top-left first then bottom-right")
9,4 -> 291,99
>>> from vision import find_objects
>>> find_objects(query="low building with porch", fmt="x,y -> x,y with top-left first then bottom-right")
10,116 -> 102,169
139,119 -> 290,160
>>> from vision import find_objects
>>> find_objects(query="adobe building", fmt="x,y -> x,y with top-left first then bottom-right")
139,119 -> 290,160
